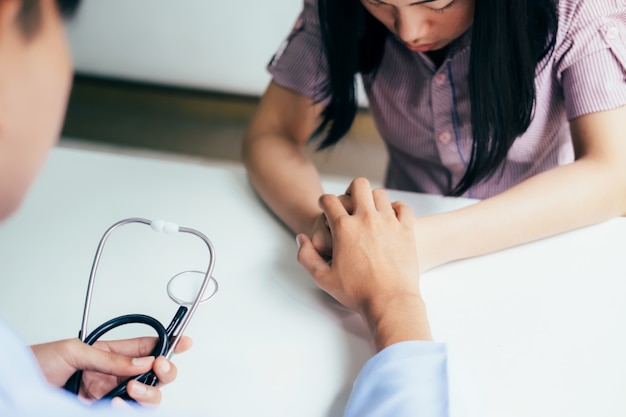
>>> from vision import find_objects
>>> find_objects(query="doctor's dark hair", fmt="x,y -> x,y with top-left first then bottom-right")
314,0 -> 558,196
16,0 -> 81,38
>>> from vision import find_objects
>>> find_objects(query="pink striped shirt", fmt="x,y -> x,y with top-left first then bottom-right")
268,0 -> 626,198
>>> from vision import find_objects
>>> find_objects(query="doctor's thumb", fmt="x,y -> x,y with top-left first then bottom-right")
296,234 -> 329,280
69,340 -> 155,377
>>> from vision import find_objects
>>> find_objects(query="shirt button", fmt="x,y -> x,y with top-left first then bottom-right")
607,26 -> 619,40
434,73 -> 447,86
438,131 -> 452,144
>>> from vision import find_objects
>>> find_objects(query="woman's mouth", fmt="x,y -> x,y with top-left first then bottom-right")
404,42 -> 437,52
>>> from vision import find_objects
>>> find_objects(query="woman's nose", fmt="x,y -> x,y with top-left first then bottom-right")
394,9 -> 430,44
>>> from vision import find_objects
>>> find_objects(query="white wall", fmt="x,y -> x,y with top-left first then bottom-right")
65,0 -> 302,96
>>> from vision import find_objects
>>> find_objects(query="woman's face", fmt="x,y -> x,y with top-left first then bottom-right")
360,0 -> 475,52
0,0 -> 73,220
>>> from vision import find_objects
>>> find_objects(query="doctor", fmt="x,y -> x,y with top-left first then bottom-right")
0,0 -> 191,411
0,0 -> 474,415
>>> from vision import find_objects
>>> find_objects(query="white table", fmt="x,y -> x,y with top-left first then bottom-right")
1,145 -> 625,417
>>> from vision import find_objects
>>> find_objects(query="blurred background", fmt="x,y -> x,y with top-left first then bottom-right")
60,0 -> 387,181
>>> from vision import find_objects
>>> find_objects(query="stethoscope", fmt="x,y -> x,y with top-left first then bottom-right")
63,218 -> 217,403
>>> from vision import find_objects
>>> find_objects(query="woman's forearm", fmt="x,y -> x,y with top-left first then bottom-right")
241,82 -> 327,236
242,131 -> 324,235
415,157 -> 626,271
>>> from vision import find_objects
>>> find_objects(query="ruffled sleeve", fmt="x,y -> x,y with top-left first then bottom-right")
267,0 -> 330,103
554,1 -> 626,119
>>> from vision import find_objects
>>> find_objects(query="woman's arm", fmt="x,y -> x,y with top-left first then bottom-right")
242,81 -> 326,236
415,105 -> 626,271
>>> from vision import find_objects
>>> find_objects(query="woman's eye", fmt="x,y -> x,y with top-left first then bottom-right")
429,0 -> 455,13
367,0 -> 386,7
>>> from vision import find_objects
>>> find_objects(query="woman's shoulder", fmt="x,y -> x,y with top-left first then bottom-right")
554,0 -> 625,52
300,0 -> 320,25
558,0 -> 625,31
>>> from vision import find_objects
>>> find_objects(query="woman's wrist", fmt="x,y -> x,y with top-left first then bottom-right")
413,214 -> 456,272
302,211 -> 323,235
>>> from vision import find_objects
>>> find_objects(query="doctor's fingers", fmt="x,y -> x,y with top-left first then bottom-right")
68,339 -> 156,377
310,221 -> 333,260
336,193 -> 354,213
150,355 -> 179,386
318,194 -> 351,226
94,336 -> 193,358
124,379 -> 162,406
344,177 -> 376,212
391,201 -> 416,224
116,357 -> 177,406
125,356 -> 183,405
372,188 -> 395,214
296,234 -> 331,282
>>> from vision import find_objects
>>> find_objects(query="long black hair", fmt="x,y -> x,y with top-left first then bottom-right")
315,0 -> 559,196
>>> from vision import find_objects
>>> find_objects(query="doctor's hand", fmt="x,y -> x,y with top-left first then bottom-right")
297,177 -> 432,351
30,336 -> 193,406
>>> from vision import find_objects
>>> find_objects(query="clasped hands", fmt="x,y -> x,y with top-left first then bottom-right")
296,178 -> 432,350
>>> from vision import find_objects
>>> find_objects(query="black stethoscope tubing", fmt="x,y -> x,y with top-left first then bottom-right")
63,306 -> 188,401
